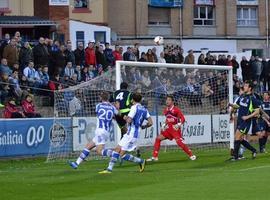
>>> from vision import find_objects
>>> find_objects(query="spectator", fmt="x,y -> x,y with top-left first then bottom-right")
3,98 -> 24,118
146,49 -> 155,62
21,94 -> 41,118
23,61 -> 36,86
141,70 -> 151,89
231,55 -> 239,75
177,48 -> 184,64
41,66 -> 50,87
19,41 -> 33,69
202,80 -> 214,98
261,57 -> 269,90
184,49 -> 195,64
69,91 -> 82,116
198,53 -> 206,65
51,40 -> 60,52
240,56 -> 250,81
0,33 -> 10,59
69,73 -> 78,86
151,47 -> 158,62
50,44 -> 66,76
104,42 -> 115,66
123,47 -> 136,61
96,45 -> 108,71
134,43 -> 140,60
74,42 -> 85,67
48,73 -> 63,91
113,45 -> 123,65
81,66 -> 91,82
85,41 -> 96,67
9,70 -> 23,99
158,52 -> 166,63
64,62 -> 75,78
164,50 -> 175,63
253,56 -> 262,83
2,38 -> 19,68
65,43 -> 75,66
0,58 -> 12,76
33,37 -> 49,66
138,52 -> 147,62
0,72 -> 9,107
75,65 -> 82,82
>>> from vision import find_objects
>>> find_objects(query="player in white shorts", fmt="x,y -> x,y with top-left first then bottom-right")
69,91 -> 118,169
99,93 -> 153,173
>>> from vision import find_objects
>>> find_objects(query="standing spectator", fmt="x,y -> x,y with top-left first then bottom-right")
177,48 -> 184,64
0,58 -> 12,76
231,55 -> 239,75
146,49 -> 155,62
164,50 -> 175,63
21,95 -> 41,118
138,52 -> 147,62
184,49 -> 195,64
9,70 -> 23,99
241,56 -> 250,81
96,45 -> 108,71
81,67 -> 90,82
33,37 -> 49,66
261,57 -> 270,90
253,56 -> 262,83
151,47 -> 158,62
50,44 -> 66,76
85,41 -> 96,67
65,43 -> 75,66
0,72 -> 9,107
104,43 -> 114,66
3,98 -> 24,118
123,47 -> 131,61
48,73 -> 63,91
75,65 -> 82,82
64,62 -> 75,78
2,38 -> 19,68
0,33 -> 10,59
19,41 -> 33,69
113,45 -> 123,65
198,54 -> 206,65
51,40 -> 60,52
134,43 -> 140,60
249,56 -> 256,81
158,52 -> 166,63
74,42 -> 85,67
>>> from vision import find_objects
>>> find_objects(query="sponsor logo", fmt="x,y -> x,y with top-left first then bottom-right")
26,126 -> 45,147
0,131 -> 23,146
213,117 -> 230,141
182,122 -> 205,137
50,123 -> 66,147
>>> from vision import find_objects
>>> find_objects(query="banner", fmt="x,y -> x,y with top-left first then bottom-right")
194,0 -> 215,5
212,115 -> 230,142
0,118 -> 72,157
72,117 -> 117,151
158,115 -> 212,145
148,0 -> 183,8
237,0 -> 258,5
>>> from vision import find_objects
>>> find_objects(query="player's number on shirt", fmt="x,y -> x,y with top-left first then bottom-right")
116,92 -> 124,100
99,109 -> 113,121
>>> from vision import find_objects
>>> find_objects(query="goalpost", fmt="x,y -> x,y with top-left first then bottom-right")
46,61 -> 234,162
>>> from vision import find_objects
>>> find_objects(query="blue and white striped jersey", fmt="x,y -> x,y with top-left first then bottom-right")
96,102 -> 118,132
127,103 -> 150,138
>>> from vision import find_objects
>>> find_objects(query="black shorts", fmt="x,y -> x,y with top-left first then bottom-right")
115,112 -> 129,128
237,119 -> 251,135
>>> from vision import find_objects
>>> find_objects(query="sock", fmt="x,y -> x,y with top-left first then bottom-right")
239,145 -> 245,157
259,138 -> 264,152
153,138 -> 161,158
76,148 -> 90,165
122,154 -> 143,164
175,138 -> 193,157
107,151 -> 120,171
241,140 -> 257,153
263,136 -> 268,147
234,140 -> 241,159
101,149 -> 112,157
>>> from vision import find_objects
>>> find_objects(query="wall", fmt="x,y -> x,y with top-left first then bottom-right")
6,0 -> 34,16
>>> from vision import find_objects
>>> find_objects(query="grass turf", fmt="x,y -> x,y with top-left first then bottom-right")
1,149 -> 270,200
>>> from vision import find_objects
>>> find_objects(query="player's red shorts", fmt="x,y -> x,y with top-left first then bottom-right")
161,126 -> 182,140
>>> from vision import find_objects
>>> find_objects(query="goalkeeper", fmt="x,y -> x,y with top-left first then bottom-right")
147,95 -> 196,161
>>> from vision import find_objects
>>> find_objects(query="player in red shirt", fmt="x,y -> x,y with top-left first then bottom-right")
147,95 -> 196,161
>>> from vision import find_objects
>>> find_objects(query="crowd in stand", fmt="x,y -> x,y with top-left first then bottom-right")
0,31 -> 269,118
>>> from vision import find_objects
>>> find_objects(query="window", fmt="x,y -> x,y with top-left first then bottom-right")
193,6 -> 215,26
94,31 -> 106,44
0,0 -> 8,8
74,0 -> 88,8
148,6 -> 170,25
237,7 -> 257,26
76,31 -> 84,48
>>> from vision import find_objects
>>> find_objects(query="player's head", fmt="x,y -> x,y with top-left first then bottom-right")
243,80 -> 254,94
100,91 -> 110,102
132,93 -> 142,103
120,82 -> 128,90
166,95 -> 174,106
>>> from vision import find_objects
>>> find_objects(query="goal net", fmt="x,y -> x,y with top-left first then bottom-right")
47,61 -> 233,162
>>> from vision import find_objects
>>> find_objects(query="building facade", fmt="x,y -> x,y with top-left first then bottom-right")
107,0 -> 270,56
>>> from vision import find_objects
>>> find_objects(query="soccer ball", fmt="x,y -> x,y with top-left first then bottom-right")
154,36 -> 164,45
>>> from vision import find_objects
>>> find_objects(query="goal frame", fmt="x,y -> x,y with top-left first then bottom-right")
115,61 -> 234,150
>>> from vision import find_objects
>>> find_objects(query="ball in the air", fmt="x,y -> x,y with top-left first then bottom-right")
154,36 -> 164,45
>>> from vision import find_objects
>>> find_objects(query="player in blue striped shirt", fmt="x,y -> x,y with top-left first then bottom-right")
69,91 -> 118,169
99,93 -> 153,174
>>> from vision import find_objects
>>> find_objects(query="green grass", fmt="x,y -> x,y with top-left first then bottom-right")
1,149 -> 270,200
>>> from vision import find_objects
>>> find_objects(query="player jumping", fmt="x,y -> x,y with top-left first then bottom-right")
99,93 -> 153,173
69,92 -> 118,169
229,81 -> 260,160
147,95 -> 196,162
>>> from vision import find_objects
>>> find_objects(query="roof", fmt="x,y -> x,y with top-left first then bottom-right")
0,16 -> 57,26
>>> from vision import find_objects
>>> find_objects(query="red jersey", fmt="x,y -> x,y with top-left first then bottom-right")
3,103 -> 20,118
163,105 -> 185,127
22,100 -> 35,114
85,47 -> 96,66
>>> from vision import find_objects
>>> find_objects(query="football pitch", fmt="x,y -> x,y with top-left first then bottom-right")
1,149 -> 270,200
